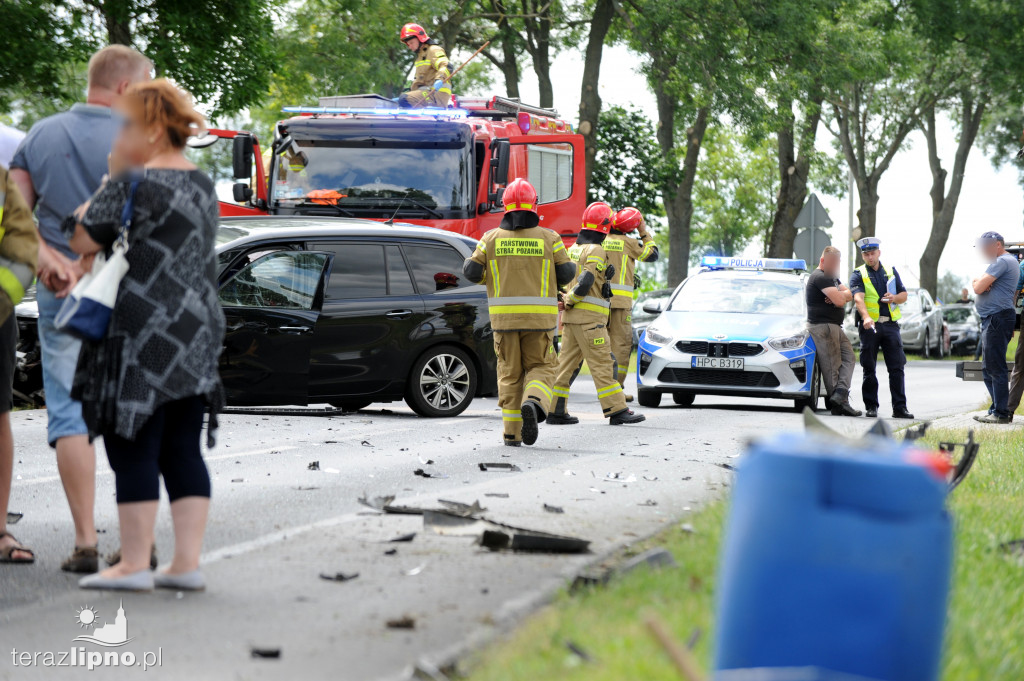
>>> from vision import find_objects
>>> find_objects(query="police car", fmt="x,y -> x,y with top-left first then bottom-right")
635,256 -> 824,411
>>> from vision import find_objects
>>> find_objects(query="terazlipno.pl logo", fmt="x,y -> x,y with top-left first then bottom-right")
9,600 -> 162,671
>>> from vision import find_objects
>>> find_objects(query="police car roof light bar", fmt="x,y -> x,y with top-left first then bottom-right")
282,106 -> 469,119
701,256 -> 807,271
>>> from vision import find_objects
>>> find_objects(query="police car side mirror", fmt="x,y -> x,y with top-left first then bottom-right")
643,301 -> 663,314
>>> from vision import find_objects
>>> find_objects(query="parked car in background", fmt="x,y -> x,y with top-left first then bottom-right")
16,217 -> 499,417
942,303 -> 982,355
14,285 -> 43,407
631,288 -> 674,348
843,288 -> 949,357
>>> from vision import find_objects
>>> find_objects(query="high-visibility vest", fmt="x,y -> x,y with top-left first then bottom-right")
858,263 -> 902,322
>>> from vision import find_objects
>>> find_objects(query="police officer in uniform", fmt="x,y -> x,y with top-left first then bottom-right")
397,23 -> 452,109
463,178 -> 575,447
850,237 -> 914,419
605,207 -> 658,401
548,202 -> 645,426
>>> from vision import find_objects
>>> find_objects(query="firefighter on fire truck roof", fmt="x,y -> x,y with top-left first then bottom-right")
397,23 -> 452,109
605,207 -> 659,402
462,178 -> 576,447
548,202 -> 645,427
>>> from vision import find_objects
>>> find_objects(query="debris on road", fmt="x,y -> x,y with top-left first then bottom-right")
564,470 -> 576,476
293,486 -> 320,491
414,468 -> 448,479
358,494 -> 424,515
361,440 -> 374,447
680,523 -> 695,534
573,547 -> 676,590
484,492 -> 509,498
638,499 -> 658,507
603,472 -> 637,483
713,462 -> 736,472
386,615 -> 416,630
478,462 -> 521,472
319,572 -> 359,582
424,510 -> 590,553
386,532 -> 416,543
419,456 -> 435,465
231,478 -> 244,483
6,511 -> 22,524
384,548 -> 398,556
307,461 -> 320,471
438,499 -> 487,516
250,647 -> 281,659
643,475 -> 659,481
405,564 -> 426,576
543,503 -> 564,514
999,539 -> 1024,561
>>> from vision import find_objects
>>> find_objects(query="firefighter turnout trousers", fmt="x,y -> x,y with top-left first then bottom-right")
494,330 -> 558,444
608,308 -> 632,388
552,322 -> 627,418
398,88 -> 451,109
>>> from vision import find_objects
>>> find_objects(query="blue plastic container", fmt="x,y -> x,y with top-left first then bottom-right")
713,432 -> 952,681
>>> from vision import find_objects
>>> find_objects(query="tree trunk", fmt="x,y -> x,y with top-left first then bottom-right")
767,94 -> 823,258
918,95 -> 987,298
103,0 -> 133,45
654,78 -> 708,286
499,37 -> 521,99
578,0 -> 614,198
520,0 -> 554,109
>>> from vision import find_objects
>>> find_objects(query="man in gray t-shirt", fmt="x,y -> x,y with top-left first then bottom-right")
9,45 -> 152,573
971,231 -> 1019,423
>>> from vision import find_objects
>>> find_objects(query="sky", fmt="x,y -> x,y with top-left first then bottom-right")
461,43 -> 1024,289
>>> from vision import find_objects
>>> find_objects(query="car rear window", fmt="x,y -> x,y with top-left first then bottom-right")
403,243 -> 470,293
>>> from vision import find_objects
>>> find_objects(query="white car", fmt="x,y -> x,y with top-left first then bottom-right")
635,257 -> 823,411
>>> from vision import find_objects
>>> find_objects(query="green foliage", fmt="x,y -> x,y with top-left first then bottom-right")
589,106 -> 664,215
690,127 -> 777,263
935,270 -> 967,305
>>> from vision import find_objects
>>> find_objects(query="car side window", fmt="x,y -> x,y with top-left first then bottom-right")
403,243 -> 469,293
219,251 -> 328,310
312,243 -> 388,300
386,245 -> 416,296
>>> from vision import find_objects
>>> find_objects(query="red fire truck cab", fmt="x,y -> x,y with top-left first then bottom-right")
212,94 -> 587,241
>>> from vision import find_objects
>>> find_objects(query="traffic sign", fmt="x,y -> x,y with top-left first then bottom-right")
794,193 -> 833,228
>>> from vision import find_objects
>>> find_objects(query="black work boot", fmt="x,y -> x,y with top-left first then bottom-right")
829,390 -> 863,417
520,402 -> 540,446
546,412 -> 579,425
609,408 -> 646,425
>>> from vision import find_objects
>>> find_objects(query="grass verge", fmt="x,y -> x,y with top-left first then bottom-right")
460,428 -> 1024,680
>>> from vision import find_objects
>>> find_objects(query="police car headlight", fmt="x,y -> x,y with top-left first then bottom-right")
644,324 -> 673,347
768,330 -> 809,351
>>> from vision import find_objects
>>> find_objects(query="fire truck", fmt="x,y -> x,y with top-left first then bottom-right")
205,94 -> 586,241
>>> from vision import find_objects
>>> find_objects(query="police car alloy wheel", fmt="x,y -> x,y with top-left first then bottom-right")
405,345 -> 478,417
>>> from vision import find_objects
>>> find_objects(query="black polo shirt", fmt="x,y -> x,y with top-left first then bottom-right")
849,262 -> 906,320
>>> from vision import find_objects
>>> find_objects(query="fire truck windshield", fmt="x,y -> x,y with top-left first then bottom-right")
272,140 -> 474,219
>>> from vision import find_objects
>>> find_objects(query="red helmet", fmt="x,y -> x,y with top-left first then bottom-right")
612,207 -> 643,233
502,178 -> 538,214
581,201 -> 614,234
400,23 -> 429,43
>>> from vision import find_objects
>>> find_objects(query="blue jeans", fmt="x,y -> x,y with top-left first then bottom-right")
980,308 -> 1016,418
36,284 -> 89,445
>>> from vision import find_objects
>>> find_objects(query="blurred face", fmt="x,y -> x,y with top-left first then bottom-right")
404,37 -> 420,51
980,240 -> 1002,262
961,288 -> 969,298
111,99 -> 163,167
820,253 -> 841,277
862,248 -> 881,268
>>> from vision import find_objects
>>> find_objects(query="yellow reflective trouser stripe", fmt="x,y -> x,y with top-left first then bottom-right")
502,409 -> 523,421
490,305 -> 558,315
541,259 -> 550,298
597,383 -> 622,398
490,260 -> 500,296
552,386 -> 570,397
0,267 -> 26,306
574,302 -> 611,315
525,380 -> 553,400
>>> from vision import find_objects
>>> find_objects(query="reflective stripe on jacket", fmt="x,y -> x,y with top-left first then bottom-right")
471,226 -> 570,331
857,263 -> 902,322
563,242 -> 611,324
411,44 -> 451,94
602,232 -> 657,309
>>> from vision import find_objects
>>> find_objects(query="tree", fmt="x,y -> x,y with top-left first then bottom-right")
935,270 -> 967,305
589,106 -> 663,214
691,127 -> 777,265
577,0 -> 615,193
1,0 -> 278,118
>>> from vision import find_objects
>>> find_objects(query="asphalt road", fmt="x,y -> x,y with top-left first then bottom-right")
0,360 -> 987,680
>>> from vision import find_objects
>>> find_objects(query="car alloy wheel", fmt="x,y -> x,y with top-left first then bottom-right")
405,345 -> 478,417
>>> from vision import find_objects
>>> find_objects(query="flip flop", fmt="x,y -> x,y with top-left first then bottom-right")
0,531 -> 35,564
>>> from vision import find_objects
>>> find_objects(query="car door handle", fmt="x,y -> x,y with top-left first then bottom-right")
385,309 -> 413,320
278,325 -> 311,333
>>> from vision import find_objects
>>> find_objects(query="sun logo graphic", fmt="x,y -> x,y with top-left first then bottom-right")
72,600 -> 133,647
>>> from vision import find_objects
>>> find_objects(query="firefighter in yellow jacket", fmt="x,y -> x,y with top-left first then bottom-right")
463,178 -> 576,447
605,207 -> 659,401
397,23 -> 452,109
548,202 -> 645,426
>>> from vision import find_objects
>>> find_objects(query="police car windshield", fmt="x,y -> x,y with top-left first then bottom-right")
273,141 -> 473,216
669,273 -> 805,315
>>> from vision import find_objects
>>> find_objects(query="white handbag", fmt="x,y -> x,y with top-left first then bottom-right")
55,178 -> 140,341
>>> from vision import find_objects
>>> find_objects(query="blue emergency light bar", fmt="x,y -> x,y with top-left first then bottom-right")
282,106 -> 469,119
701,256 -> 807,271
